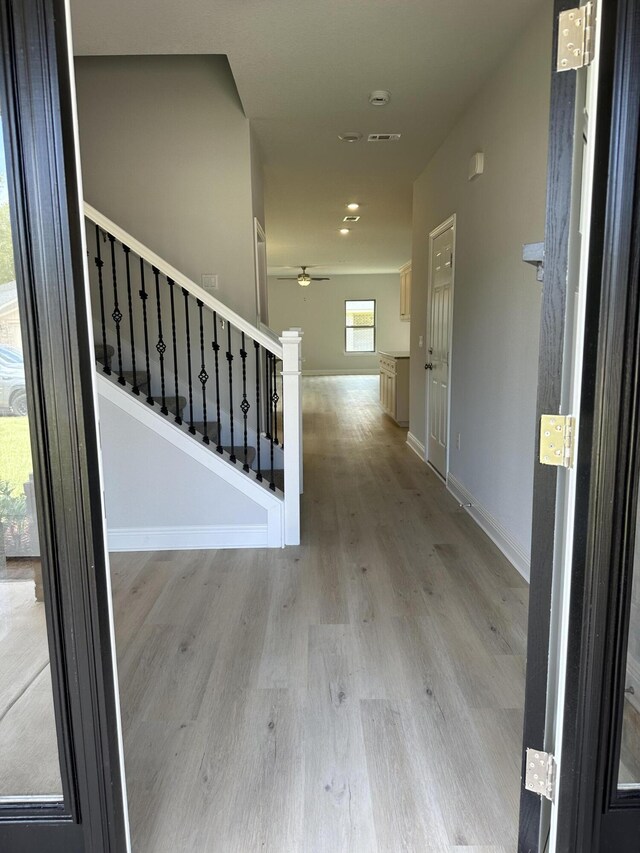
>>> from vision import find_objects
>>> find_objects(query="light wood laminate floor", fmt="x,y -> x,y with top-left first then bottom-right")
112,375 -> 528,853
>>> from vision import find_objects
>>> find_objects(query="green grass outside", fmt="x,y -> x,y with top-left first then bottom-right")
0,416 -> 32,495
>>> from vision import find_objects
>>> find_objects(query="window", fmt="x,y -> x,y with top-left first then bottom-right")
345,299 -> 376,352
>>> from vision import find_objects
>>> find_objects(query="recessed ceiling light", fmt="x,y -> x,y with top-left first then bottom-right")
338,132 -> 362,143
346,203 -> 360,211
339,228 -> 350,235
369,90 -> 391,106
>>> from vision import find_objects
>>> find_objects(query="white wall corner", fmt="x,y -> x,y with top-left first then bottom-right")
406,431 -> 426,461
446,472 -> 530,582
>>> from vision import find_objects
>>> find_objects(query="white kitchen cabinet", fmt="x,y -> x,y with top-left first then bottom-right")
379,351 -> 410,426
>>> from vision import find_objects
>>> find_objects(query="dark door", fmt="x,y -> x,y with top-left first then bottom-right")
0,0 -> 128,850
520,0 -> 640,850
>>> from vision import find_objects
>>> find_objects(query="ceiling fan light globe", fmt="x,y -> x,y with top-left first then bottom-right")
298,275 -> 311,286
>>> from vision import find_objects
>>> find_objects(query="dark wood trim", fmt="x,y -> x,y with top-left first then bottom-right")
554,0 -> 640,849
0,0 -> 127,850
518,2 -> 579,849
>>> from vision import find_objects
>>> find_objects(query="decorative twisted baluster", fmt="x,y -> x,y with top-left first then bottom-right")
212,313 -> 223,453
180,288 -> 195,433
108,234 -> 125,384
168,279 -> 181,424
153,267 -> 168,414
197,300 -> 209,443
94,225 -> 110,374
123,245 -> 138,394
240,333 -> 250,470
226,322 -> 236,463
254,341 -> 263,482
139,259 -> 153,405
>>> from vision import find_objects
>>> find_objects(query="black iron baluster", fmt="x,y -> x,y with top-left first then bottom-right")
167,279 -> 181,424
94,225 -> 110,374
212,313 -> 223,453
226,322 -> 236,463
153,267 -> 168,414
254,341 -> 262,482
240,333 -> 250,470
272,352 -> 280,446
139,259 -> 153,405
265,348 -> 272,439
109,234 -> 125,384
123,245 -> 138,394
197,300 -> 209,443
183,289 -> 195,433
268,352 -> 275,490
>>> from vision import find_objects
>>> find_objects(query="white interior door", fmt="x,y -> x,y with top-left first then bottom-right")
427,217 -> 455,477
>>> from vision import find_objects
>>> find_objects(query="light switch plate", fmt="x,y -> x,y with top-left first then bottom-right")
202,274 -> 218,291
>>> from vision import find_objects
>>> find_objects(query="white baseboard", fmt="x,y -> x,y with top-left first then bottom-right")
108,524 -> 272,552
446,473 -> 530,582
406,431 -> 426,461
302,369 -> 379,376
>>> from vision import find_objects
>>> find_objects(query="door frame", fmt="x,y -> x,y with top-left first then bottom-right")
0,0 -> 129,849
253,217 -> 268,328
552,0 -> 640,848
519,0 -> 635,850
425,213 -> 456,480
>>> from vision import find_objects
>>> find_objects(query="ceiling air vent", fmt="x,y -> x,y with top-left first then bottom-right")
367,133 -> 401,143
343,215 -> 360,222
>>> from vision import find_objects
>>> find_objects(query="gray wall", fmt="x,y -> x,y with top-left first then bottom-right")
75,55 -> 258,320
268,273 -> 410,373
409,5 -> 552,568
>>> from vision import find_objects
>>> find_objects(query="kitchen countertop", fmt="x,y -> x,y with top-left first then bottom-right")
378,351 -> 410,359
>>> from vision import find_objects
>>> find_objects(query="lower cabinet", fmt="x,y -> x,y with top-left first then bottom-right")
379,353 -> 410,426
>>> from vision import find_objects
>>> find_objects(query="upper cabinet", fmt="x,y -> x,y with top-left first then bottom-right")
399,261 -> 411,322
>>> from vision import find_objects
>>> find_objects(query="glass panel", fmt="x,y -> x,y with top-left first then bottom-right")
346,299 -> 375,327
619,499 -> 640,788
346,327 -> 375,352
0,120 -> 63,800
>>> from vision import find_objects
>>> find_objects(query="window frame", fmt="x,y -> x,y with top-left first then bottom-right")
344,298 -> 376,354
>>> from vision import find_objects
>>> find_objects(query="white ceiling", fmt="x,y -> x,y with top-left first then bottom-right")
70,0 -> 541,276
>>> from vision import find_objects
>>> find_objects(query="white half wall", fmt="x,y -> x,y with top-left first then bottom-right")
268,273 -> 410,373
75,55 -> 259,321
98,375 -> 283,551
409,4 -> 552,568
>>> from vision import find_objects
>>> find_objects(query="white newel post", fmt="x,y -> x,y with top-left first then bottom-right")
280,329 -> 303,546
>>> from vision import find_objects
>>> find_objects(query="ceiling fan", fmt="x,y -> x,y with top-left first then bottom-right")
277,266 -> 331,287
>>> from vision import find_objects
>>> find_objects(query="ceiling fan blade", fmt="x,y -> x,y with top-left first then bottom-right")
311,277 -> 331,281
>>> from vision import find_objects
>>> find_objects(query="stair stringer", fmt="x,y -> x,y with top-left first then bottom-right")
97,373 -> 284,551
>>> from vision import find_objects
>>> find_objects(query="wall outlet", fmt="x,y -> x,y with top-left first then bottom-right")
418,335 -> 423,348
202,273 -> 218,291
456,433 -> 461,450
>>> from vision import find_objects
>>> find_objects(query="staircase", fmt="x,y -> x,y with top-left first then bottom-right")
85,204 -> 302,547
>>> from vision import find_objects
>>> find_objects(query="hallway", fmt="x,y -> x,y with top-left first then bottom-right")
112,375 -> 528,852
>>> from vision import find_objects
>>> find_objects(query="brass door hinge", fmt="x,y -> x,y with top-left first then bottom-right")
540,414 -> 575,468
557,2 -> 596,71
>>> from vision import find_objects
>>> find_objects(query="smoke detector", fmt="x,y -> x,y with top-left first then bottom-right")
338,132 -> 363,143
369,90 -> 391,106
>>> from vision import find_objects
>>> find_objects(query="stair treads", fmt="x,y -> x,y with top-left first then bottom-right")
120,371 -> 149,392
94,343 -> 114,363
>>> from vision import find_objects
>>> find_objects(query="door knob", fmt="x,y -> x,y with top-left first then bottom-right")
425,362 -> 433,370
